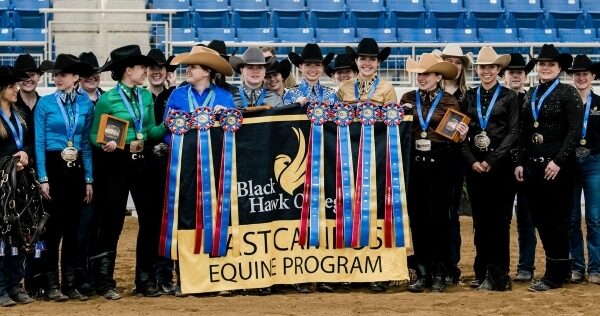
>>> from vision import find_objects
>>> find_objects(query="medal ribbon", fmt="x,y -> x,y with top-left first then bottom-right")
54,92 -> 80,144
354,76 -> 380,100
582,93 -> 592,140
476,84 -> 502,130
117,84 -> 144,134
530,79 -> 560,123
159,128 -> 184,259
415,89 -> 443,134
333,106 -> 354,248
0,110 -> 24,150
239,86 -> 266,108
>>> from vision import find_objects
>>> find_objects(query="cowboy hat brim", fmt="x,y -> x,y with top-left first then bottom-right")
0,68 -> 30,86
345,46 -> 391,62
434,50 -> 474,69
40,60 -> 94,76
475,55 -> 511,69
229,55 -> 275,74
288,51 -> 324,68
172,51 -> 233,76
406,59 -> 458,80
566,62 -> 600,76
266,59 -> 292,80
532,53 -> 573,70
98,55 -> 156,73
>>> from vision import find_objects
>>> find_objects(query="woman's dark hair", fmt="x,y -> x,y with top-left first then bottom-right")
111,61 -> 147,81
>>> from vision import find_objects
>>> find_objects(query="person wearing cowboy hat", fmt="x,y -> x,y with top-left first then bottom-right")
323,53 -> 358,89
34,54 -> 95,302
500,53 -> 538,284
461,47 -> 519,291
283,43 -> 337,107
514,43 -> 582,292
262,46 -> 297,88
77,52 -> 105,104
337,38 -> 395,105
567,55 -> 600,285
400,53 -> 468,293
146,48 -> 178,100
0,65 -> 35,307
230,46 -> 283,110
264,57 -> 292,97
434,43 -> 473,102
13,54 -> 43,131
89,44 -> 165,300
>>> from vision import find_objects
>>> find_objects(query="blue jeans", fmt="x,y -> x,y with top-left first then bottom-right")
0,254 -> 25,296
570,154 -> 600,275
515,189 -> 537,273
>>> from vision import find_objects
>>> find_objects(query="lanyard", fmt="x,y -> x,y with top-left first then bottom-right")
415,89 -> 443,132
300,80 -> 324,103
239,85 -> 265,108
188,85 -> 216,111
476,84 -> 502,130
117,84 -> 144,133
354,76 -> 380,101
582,93 -> 593,139
531,79 -> 560,123
0,109 -> 24,150
54,92 -> 79,142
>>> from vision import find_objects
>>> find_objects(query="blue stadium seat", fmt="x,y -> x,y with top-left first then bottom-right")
196,27 -> 236,42
504,0 -> 544,28
151,12 -> 193,28
558,28 -> 597,54
191,0 -> 228,11
397,28 -> 436,42
582,0 -> 600,28
14,0 -> 50,11
307,0 -> 347,28
271,11 -> 308,28
544,0 -> 585,29
464,0 -> 506,28
0,10 -> 11,28
194,10 -> 230,28
478,28 -> 519,53
0,28 -> 11,53
230,0 -> 268,10
0,0 -> 8,11
277,27 -> 315,42
270,0 -> 305,11
171,28 -> 196,42
346,0 -> 386,28
14,28 -> 45,53
152,0 -> 190,10
386,0 -> 427,28
437,28 -> 478,42
315,27 -> 354,42
518,28 -> 557,42
237,27 -> 274,42
426,0 -> 466,28
356,28 -> 396,42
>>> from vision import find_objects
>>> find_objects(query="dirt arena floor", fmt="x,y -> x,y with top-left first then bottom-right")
6,216 -> 600,315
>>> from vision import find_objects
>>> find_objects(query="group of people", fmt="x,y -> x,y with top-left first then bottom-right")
0,36 -> 599,306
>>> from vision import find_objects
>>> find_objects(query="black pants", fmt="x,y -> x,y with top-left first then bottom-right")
91,148 -> 161,292
407,147 -> 458,278
41,152 -> 90,290
467,157 -> 515,279
447,156 -> 465,280
524,158 -> 574,285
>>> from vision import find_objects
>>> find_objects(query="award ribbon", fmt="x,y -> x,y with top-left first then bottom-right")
117,84 -> 144,137
352,101 -> 378,248
581,93 -> 593,141
160,109 -> 192,259
331,102 -> 355,248
415,89 -> 443,136
531,79 -> 560,125
54,92 -> 80,145
299,101 -> 329,247
212,109 -> 242,257
0,110 -> 24,150
381,102 -> 406,248
476,84 -> 502,130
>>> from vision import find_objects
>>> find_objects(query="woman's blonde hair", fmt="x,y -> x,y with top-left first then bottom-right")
0,86 -> 26,140
441,60 -> 469,98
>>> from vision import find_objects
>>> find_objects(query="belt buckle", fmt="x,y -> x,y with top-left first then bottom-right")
132,153 -> 139,160
66,161 -> 75,168
415,156 -> 425,162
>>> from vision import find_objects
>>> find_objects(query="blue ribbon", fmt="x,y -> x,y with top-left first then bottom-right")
339,128 -> 353,247
476,84 -> 502,130
531,79 -> 560,123
309,124 -> 323,246
582,93 -> 593,140
54,92 -> 80,144
360,125 -> 373,246
199,129 -> 214,254
354,76 -> 380,101
217,131 -> 234,256
164,134 -> 183,258
415,89 -> 443,134
117,84 -> 144,134
238,85 -> 266,108
189,85 -> 216,111
389,125 -> 404,247
0,109 -> 24,150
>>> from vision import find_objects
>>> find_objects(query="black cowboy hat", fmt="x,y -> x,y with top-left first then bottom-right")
78,51 -> 100,77
566,54 -> 600,76
288,43 -> 330,68
195,40 -> 237,61
500,53 -> 535,76
323,53 -> 358,78
99,44 -> 155,73
265,57 -> 292,80
40,54 -> 94,76
0,66 -> 29,87
346,37 -> 391,62
532,44 -> 573,70
13,53 -> 43,74
147,48 -> 178,72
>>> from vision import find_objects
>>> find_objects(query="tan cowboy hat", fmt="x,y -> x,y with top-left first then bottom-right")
433,43 -> 474,69
474,46 -> 511,69
406,53 -> 458,80
171,45 -> 233,76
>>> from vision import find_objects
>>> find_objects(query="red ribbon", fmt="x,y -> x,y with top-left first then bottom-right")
299,128 -> 313,246
194,138 -> 204,254
335,129 -> 344,249
384,141 -> 393,248
351,133 -> 364,247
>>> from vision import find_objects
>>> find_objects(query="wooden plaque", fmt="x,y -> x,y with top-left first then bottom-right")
97,114 -> 129,149
435,109 -> 471,143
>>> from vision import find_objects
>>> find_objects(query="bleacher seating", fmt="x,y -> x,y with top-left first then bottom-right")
356,28 -> 396,43
543,0 -> 584,29
196,27 -> 235,42
519,28 -> 558,43
236,27 -> 274,42
277,27 -> 314,42
504,0 -> 544,28
13,27 -> 45,53
465,0 -> 507,29
438,28 -> 478,43
307,0 -> 347,28
387,0 -> 427,28
0,27 -> 11,53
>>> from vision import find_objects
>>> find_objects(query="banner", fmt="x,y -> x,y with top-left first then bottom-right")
174,107 -> 411,293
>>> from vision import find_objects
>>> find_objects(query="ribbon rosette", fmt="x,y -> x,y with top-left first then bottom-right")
381,102 -> 404,127
166,109 -> 192,135
331,102 -> 355,127
307,101 -> 330,125
192,107 -> 215,131
219,108 -> 243,132
356,101 -> 378,126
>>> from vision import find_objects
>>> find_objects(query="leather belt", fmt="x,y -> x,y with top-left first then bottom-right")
414,156 -> 435,163
529,157 -> 552,163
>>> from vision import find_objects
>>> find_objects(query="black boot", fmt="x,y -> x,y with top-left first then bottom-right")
61,267 -> 89,301
407,264 -> 429,293
430,264 -> 446,293
485,264 -> 511,291
92,253 -> 119,298
530,258 -> 570,292
44,271 -> 68,302
135,267 -> 160,297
